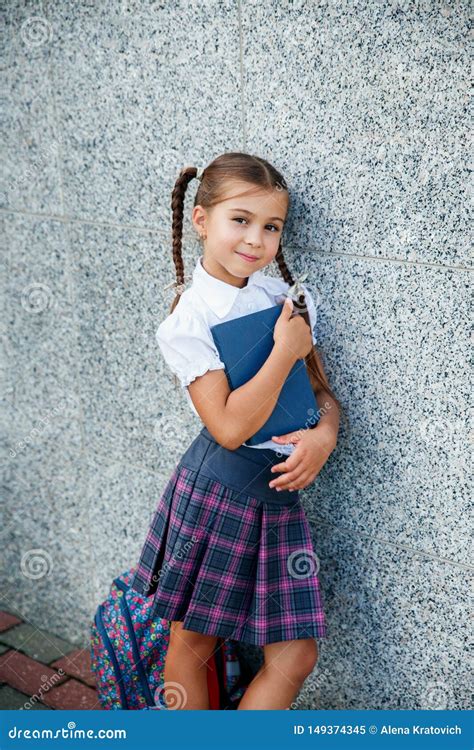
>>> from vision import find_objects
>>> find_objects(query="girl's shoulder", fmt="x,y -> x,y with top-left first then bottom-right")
156,288 -> 210,341
155,290 -> 226,388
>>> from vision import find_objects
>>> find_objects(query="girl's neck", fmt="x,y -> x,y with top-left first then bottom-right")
200,255 -> 248,289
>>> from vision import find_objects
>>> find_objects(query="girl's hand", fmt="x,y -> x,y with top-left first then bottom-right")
268,424 -> 337,491
273,298 -> 313,361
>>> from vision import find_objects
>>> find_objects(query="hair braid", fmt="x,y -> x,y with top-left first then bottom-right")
274,242 -> 294,285
169,166 -> 199,314
275,241 -> 347,432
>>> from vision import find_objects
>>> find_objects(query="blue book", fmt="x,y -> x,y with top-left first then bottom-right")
210,304 -> 319,446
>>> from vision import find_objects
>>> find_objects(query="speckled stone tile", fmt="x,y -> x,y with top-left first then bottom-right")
297,253 -> 470,566
5,214 -> 79,426
3,214 -> 94,645
0,230 -> 13,505
68,220 -> 202,470
242,1 -> 470,267
39,0 -> 243,230
298,526 -> 470,710
1,2 -> 62,214
85,451 -> 178,607
2,446 -> 95,646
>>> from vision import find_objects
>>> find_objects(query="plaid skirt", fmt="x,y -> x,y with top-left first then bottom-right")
130,425 -> 327,646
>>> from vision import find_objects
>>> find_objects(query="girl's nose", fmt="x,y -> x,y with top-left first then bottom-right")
245,227 -> 263,246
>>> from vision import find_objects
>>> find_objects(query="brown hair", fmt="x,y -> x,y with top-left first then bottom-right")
168,151 -> 347,433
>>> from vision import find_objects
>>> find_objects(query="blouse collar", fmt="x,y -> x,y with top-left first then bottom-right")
192,254 -> 267,318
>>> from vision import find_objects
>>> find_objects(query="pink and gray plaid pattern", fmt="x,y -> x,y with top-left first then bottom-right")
131,463 -> 327,646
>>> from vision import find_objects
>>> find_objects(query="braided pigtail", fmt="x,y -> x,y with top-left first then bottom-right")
275,242 -> 348,434
169,166 -> 202,314
167,166 -> 202,389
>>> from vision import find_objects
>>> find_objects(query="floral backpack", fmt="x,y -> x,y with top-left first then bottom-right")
90,568 -> 252,710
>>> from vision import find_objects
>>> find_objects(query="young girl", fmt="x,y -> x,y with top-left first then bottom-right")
131,152 -> 342,710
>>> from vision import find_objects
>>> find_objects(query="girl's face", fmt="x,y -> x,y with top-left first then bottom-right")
192,181 -> 289,288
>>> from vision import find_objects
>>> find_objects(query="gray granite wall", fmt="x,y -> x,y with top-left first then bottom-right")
2,1 -> 470,710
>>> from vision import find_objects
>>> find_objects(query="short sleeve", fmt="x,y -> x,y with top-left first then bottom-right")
300,283 -> 319,345
156,309 -> 226,387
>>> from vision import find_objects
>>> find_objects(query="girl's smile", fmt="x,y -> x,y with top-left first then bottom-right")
235,250 -> 260,263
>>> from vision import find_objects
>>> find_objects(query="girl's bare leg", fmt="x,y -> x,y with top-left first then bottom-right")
162,621 -> 218,710
237,638 -> 318,710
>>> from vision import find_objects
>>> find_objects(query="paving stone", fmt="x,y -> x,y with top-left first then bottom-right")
51,648 -> 96,688
0,685 -> 52,710
0,623 -> 77,664
0,650 -> 68,697
0,611 -> 22,633
42,679 -> 101,710
0,604 -> 23,618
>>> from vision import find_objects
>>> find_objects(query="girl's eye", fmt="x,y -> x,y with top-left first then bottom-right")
232,218 -> 280,232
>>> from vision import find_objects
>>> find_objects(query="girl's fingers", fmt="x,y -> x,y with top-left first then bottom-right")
275,474 -> 310,492
279,472 -> 312,491
270,457 -> 296,475
269,466 -> 307,490
271,432 -> 301,444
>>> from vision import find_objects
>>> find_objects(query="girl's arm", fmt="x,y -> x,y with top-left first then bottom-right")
314,389 -> 340,453
312,348 -> 340,451
187,339 -> 299,450
267,351 -> 340,492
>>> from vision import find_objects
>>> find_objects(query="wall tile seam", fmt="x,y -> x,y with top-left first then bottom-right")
81,452 -> 177,481
306,516 -> 474,572
51,448 -> 472,573
1,209 -> 471,273
0,208 -> 474,272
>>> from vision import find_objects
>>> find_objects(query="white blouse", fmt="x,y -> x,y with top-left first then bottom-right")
156,255 -> 319,456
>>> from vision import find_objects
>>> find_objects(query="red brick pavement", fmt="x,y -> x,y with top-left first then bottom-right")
0,611 -> 102,710
0,612 -> 22,633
